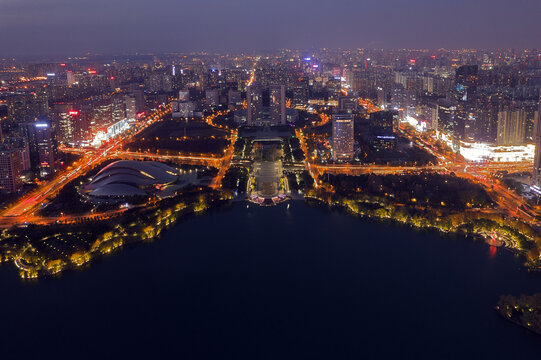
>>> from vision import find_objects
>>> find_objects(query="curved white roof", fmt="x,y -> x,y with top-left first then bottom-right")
89,183 -> 147,197
86,160 -> 179,197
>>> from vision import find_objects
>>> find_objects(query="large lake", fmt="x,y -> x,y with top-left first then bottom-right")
1,201 -> 540,359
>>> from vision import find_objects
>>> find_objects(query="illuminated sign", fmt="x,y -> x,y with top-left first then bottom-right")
136,112 -> 145,118
35,123 -> 49,128
88,69 -> 97,74
68,111 -> 79,116
46,73 -> 56,77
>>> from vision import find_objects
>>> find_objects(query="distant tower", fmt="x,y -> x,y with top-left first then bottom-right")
332,112 -> 354,161
269,84 -> 286,125
246,83 -> 262,125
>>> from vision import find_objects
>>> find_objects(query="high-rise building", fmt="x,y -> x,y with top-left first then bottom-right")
455,65 -> 479,140
0,145 -> 23,193
53,104 -> 88,145
21,121 -> 55,177
474,92 -> 503,143
426,102 -> 438,130
66,71 -> 76,86
369,111 -> 395,135
112,97 -> 126,123
369,111 -> 397,151
376,87 -> 387,108
293,77 -> 309,107
133,89 -> 146,114
455,65 -> 479,102
246,83 -> 262,125
162,75 -> 173,92
269,84 -> 286,125
6,94 -> 40,124
332,112 -> 354,161
228,89 -> 242,106
437,99 -> 458,137
148,74 -> 162,93
206,89 -> 220,108
2,137 -> 30,172
497,109 -> 527,145
124,96 -> 137,121
532,101 -> 541,190
32,122 -> 55,177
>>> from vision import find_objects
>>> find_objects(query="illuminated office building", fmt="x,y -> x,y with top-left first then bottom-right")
246,83 -> 262,125
269,84 -> 286,125
532,102 -> 541,191
497,109 -> 527,145
332,112 -> 354,161
0,145 -> 23,193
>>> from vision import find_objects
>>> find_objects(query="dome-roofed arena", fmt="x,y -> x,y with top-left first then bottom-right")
84,160 -> 182,200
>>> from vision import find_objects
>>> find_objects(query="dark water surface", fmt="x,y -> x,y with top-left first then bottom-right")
1,201 -> 541,359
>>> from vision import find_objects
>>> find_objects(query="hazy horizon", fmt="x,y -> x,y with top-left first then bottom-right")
1,0 -> 540,57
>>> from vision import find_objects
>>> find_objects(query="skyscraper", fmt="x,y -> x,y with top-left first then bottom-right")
206,89 -> 220,108
497,109 -> 527,145
32,122 -> 55,177
533,101 -> 541,190
54,104 -> 87,145
455,65 -> 479,140
7,94 -> 40,124
124,95 -> 137,121
246,83 -> 262,125
293,77 -> 309,108
22,121 -> 55,177
332,112 -> 354,161
269,84 -> 286,125
0,145 -> 23,193
228,89 -> 242,106
369,111 -> 397,151
455,65 -> 478,102
133,89 -> 146,114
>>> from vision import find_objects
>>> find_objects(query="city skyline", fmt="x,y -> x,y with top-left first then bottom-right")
3,3 -> 541,355
1,0 -> 541,56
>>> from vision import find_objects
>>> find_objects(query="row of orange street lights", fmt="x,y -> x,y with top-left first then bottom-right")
0,105 -> 172,226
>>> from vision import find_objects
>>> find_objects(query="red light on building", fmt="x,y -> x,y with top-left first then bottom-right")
136,112 -> 145,118
60,63 -> 66,67
110,76 -> 115,80
409,59 -> 416,64
430,55 -> 436,59
68,111 -> 79,116
88,69 -> 97,74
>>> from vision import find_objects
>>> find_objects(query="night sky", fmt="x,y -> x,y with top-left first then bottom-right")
1,0 -> 540,56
